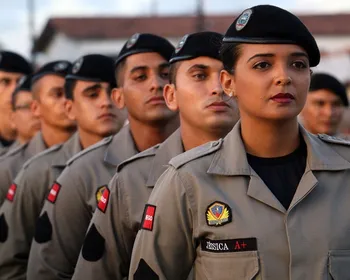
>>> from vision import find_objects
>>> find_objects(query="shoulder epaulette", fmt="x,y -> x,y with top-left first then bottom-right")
117,144 -> 160,172
66,135 -> 113,165
22,144 -> 63,169
4,143 -> 28,157
318,134 -> 350,146
169,139 -> 223,169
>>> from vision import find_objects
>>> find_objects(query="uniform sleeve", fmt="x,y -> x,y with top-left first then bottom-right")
129,167 -> 195,280
27,166 -> 91,280
0,159 -> 14,206
0,165 -> 52,279
73,173 -> 134,280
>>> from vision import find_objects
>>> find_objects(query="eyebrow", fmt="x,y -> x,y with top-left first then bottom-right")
130,66 -> 148,74
49,86 -> 63,93
247,52 -> 309,62
82,83 -> 102,93
187,64 -> 209,72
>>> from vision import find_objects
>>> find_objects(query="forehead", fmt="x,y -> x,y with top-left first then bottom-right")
74,80 -> 109,90
308,89 -> 343,102
0,71 -> 23,80
239,44 -> 308,58
125,52 -> 168,71
38,74 -> 65,89
178,56 -> 222,73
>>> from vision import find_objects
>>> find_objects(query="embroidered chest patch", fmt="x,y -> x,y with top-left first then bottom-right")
206,201 -> 232,226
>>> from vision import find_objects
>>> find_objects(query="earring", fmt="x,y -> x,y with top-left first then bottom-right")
229,91 -> 234,97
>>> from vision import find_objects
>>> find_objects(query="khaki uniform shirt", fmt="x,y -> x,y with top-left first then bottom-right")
0,133 -> 46,206
0,133 -> 82,280
129,123 -> 350,280
72,129 -> 184,280
27,126 -> 138,280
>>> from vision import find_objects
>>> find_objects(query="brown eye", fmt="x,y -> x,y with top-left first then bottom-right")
292,61 -> 307,69
253,62 -> 271,70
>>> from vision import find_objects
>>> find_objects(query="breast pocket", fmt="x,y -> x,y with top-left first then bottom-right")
329,250 -> 350,280
200,251 -> 260,280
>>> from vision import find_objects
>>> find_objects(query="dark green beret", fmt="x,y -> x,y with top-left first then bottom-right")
66,54 -> 116,88
32,60 -> 72,85
223,5 -> 320,67
170,31 -> 223,64
115,33 -> 174,67
0,51 -> 32,74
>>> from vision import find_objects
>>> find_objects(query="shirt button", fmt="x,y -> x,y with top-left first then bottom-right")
211,141 -> 219,147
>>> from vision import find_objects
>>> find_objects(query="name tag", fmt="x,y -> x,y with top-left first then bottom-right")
201,238 -> 257,253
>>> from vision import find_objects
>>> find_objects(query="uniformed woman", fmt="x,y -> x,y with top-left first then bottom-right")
129,5 -> 350,279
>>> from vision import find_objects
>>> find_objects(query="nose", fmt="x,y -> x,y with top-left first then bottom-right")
150,74 -> 165,95
101,91 -> 113,108
274,65 -> 292,86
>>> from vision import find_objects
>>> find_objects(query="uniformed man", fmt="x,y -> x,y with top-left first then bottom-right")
9,74 -> 41,149
0,54 -> 125,280
300,72 -> 348,135
72,31 -> 239,280
0,60 -> 75,205
129,5 -> 350,279
27,33 -> 179,280
0,51 -> 32,155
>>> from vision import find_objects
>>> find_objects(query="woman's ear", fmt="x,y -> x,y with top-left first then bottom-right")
220,69 -> 236,98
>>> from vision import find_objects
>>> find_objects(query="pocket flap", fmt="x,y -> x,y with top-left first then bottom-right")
329,250 -> 350,280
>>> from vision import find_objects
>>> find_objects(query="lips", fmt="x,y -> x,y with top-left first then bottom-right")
98,113 -> 116,119
147,96 -> 166,104
270,93 -> 295,104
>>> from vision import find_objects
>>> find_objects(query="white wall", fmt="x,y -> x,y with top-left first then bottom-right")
37,35 -> 182,65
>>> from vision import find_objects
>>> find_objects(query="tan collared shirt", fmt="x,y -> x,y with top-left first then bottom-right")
129,123 -> 350,280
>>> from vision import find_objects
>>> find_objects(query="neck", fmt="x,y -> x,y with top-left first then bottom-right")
181,124 -> 231,151
41,122 -> 75,148
128,116 -> 179,152
240,116 -> 300,158
17,135 -> 32,145
78,128 -> 106,149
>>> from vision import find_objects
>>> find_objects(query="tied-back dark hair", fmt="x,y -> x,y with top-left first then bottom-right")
219,43 -> 242,74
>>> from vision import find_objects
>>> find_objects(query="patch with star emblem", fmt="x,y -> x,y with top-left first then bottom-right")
206,201 -> 232,226
127,33 -> 140,49
54,61 -> 69,72
96,185 -> 107,205
72,57 -> 84,74
175,34 -> 189,53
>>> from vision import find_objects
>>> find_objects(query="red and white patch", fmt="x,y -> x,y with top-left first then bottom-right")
47,182 -> 61,204
97,188 -> 110,213
141,204 -> 156,231
6,184 -> 17,202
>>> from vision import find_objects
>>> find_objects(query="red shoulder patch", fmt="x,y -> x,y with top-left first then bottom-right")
6,183 -> 17,202
97,187 -> 110,213
47,182 -> 61,204
141,204 -> 156,231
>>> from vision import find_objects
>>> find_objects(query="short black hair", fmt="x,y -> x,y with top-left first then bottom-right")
219,43 -> 242,74
64,79 -> 77,100
114,58 -> 127,87
169,62 -> 180,86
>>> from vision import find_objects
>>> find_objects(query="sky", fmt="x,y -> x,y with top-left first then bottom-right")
1,0 -> 350,58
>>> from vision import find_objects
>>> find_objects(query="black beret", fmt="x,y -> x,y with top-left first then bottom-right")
170,32 -> 223,64
16,75 -> 32,92
0,51 -> 32,74
310,73 -> 348,107
223,5 -> 320,67
31,60 -> 72,85
115,33 -> 174,67
66,54 -> 116,87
